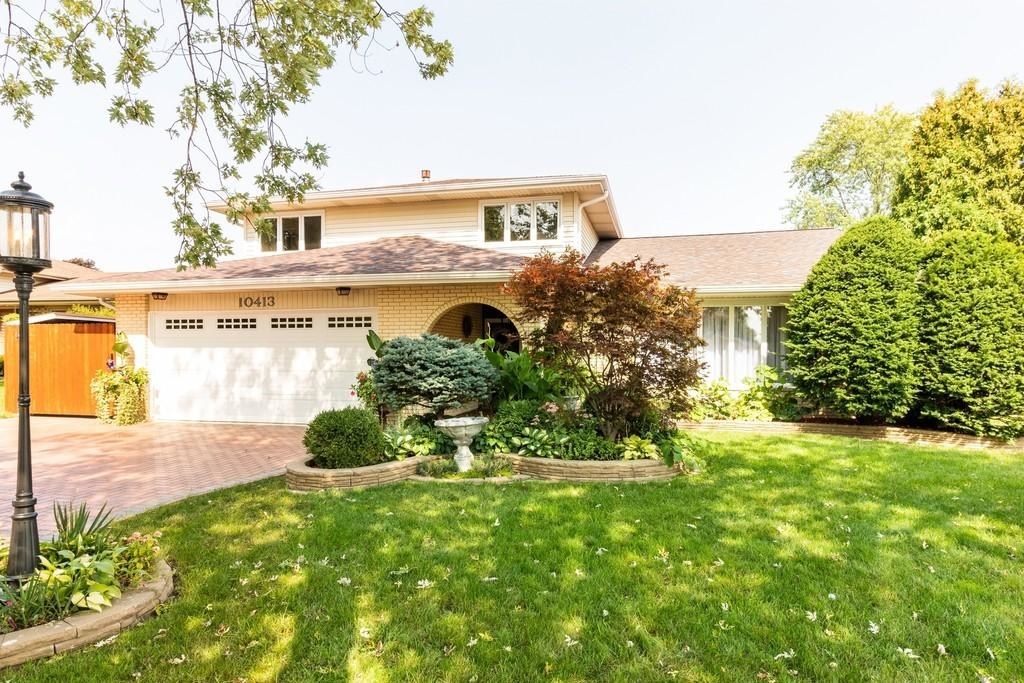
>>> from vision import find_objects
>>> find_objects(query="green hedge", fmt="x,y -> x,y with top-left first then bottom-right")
916,230 -> 1024,438
785,216 -> 921,422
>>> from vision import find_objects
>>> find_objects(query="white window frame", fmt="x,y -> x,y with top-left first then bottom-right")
253,212 -> 326,253
478,196 -> 561,243
700,304 -> 788,389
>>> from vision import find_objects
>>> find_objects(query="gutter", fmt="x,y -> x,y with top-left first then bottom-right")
57,269 -> 516,297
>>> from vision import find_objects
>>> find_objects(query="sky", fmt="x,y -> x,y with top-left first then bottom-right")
3,0 -> 1024,272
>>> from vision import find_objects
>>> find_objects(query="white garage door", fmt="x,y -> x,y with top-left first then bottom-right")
149,309 -> 376,424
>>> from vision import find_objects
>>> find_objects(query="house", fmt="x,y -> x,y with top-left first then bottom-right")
0,260 -> 112,356
60,174 -> 841,424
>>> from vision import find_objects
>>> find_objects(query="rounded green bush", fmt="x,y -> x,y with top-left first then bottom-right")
785,216 -> 921,422
304,408 -> 387,469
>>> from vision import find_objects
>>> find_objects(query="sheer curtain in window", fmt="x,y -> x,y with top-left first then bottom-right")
766,306 -> 788,370
701,307 -> 729,381
732,306 -> 762,386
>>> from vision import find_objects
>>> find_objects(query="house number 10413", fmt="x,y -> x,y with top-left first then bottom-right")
238,295 -> 275,308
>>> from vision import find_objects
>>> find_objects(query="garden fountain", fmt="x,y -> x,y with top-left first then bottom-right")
434,416 -> 489,472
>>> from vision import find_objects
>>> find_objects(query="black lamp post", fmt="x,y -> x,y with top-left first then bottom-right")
0,172 -> 52,581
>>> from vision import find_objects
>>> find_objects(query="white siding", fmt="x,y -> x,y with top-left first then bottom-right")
238,194 -> 579,258
580,209 -> 599,256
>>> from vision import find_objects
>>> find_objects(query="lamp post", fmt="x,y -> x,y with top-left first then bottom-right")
0,172 -> 52,581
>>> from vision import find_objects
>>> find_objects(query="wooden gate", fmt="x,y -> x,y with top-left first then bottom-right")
4,319 -> 115,416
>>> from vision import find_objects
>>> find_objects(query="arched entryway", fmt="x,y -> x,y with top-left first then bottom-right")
427,303 -> 521,352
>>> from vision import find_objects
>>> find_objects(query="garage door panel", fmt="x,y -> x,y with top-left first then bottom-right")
150,309 -> 375,424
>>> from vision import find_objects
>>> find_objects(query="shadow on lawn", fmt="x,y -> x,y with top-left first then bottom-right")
9,433 -> 1023,681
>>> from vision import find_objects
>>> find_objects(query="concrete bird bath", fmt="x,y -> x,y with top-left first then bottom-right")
434,416 -> 489,472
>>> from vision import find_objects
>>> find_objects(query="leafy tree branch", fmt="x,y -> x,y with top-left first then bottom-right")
2,1 -> 453,268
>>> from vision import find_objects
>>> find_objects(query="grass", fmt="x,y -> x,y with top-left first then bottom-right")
11,433 -> 1024,682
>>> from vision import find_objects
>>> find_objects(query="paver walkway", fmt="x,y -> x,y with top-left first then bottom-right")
0,417 -> 306,539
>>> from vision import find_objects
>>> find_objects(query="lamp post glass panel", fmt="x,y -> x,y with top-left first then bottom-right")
0,172 -> 52,582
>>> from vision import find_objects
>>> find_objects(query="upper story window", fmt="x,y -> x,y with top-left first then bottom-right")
482,199 -> 559,242
258,214 -> 323,252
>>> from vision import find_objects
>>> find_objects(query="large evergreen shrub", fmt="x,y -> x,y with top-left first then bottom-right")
372,334 -> 498,416
916,230 -> 1024,438
785,216 -> 921,421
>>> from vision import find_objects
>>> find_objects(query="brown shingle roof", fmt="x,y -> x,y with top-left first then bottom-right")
71,236 -> 526,286
586,229 -> 843,290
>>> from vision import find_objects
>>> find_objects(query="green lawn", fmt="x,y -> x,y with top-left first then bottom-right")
12,433 -> 1024,682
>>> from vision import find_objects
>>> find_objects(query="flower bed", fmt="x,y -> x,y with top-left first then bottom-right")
506,454 -> 678,482
0,559 -> 173,669
286,455 -> 434,492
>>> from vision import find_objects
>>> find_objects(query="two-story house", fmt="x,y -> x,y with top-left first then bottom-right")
61,174 -> 841,424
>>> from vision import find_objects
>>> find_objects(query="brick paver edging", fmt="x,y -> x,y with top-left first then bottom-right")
0,559 -> 174,669
506,455 -> 678,482
678,420 -> 1024,451
286,456 -> 434,491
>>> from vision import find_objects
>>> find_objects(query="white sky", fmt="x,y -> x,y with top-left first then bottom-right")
3,0 -> 1023,272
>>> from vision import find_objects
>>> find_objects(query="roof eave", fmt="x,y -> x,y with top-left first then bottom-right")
58,270 -> 515,296
693,284 -> 802,296
208,175 -> 613,214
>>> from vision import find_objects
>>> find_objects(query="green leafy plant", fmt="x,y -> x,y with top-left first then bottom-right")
91,334 -> 149,425
560,427 -> 619,461
35,550 -> 122,613
51,502 -> 116,557
617,435 -> 659,461
304,408 -> 387,469
737,366 -> 807,422
657,431 -> 709,474
116,531 -> 162,587
382,422 -> 450,460
472,400 -> 543,454
511,427 -> 569,459
477,338 -> 570,403
372,334 -> 498,417
688,380 -> 737,421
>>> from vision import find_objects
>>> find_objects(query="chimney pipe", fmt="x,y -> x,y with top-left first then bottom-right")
421,169 -> 431,182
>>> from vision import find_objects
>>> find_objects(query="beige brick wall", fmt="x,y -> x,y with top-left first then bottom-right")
114,294 -> 150,367
377,283 -> 522,339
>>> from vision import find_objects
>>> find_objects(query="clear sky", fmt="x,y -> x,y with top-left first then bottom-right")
3,0 -> 1023,272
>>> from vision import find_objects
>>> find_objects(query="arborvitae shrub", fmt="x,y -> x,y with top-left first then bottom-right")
916,230 -> 1024,438
785,216 -> 921,421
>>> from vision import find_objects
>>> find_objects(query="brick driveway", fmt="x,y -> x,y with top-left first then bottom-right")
0,417 -> 306,539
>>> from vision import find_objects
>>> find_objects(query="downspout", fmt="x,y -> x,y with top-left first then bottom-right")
577,191 -> 608,253
95,298 -> 116,312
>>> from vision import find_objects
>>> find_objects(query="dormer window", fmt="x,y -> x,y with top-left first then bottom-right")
482,199 -> 559,242
258,214 -> 323,252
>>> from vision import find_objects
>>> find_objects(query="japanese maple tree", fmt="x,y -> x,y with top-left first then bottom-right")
505,250 -> 703,440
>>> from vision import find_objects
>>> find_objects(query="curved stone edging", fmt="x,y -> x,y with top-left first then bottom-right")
678,420 -> 1024,451
286,456 -> 434,492
506,454 -> 678,482
0,559 -> 174,669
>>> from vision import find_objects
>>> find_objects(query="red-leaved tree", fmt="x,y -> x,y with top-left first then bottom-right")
504,250 -> 704,440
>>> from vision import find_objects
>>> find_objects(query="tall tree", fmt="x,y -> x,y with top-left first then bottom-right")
64,257 -> 98,270
892,80 -> 1024,245
1,2 -> 453,268
785,105 -> 916,229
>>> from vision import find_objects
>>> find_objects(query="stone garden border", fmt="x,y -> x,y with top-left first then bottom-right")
506,454 -> 678,482
679,420 -> 1024,451
0,559 -> 174,669
286,455 -> 434,492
